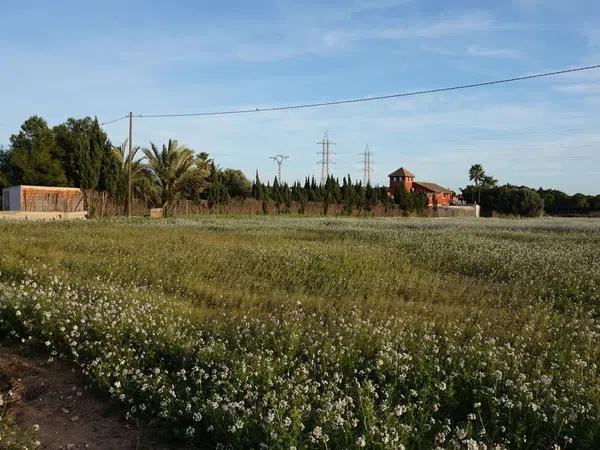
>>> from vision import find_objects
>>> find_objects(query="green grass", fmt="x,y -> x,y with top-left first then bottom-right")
0,216 -> 599,448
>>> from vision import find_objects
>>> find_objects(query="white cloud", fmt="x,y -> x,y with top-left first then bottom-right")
350,0 -> 412,13
554,83 -> 600,95
467,45 -> 521,59
378,11 -> 495,39
316,11 -> 500,50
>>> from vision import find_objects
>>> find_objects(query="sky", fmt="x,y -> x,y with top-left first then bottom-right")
1,0 -> 600,194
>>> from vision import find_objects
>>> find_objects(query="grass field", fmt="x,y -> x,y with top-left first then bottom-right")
0,216 -> 599,449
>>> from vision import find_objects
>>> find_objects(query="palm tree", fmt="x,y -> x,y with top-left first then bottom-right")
482,174 -> 498,188
112,139 -> 147,206
469,164 -> 485,204
113,139 -> 144,178
142,139 -> 194,215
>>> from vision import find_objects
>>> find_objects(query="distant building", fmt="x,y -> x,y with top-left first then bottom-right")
388,167 -> 454,206
1,185 -> 85,212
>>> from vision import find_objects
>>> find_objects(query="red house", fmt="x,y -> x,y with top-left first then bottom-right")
388,167 -> 454,206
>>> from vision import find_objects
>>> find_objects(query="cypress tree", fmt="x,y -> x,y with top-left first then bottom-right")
97,125 -> 121,197
252,171 -> 264,200
395,183 -> 409,211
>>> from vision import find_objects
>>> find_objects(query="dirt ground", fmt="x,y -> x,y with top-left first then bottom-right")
0,343 -> 177,450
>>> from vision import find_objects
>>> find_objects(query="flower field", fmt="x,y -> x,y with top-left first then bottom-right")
0,216 -> 599,449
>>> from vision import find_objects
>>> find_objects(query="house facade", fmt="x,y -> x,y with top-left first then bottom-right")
388,167 -> 454,206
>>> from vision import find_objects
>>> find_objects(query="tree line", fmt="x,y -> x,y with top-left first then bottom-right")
2,115 -> 426,216
250,173 -> 428,215
5,116 -> 594,218
0,116 -> 251,214
463,164 -> 600,216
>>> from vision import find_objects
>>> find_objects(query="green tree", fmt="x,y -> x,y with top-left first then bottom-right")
297,189 -> 307,214
394,183 -> 410,212
413,192 -> 429,214
497,188 -> 544,217
142,140 -> 195,215
221,169 -> 251,198
7,116 -> 67,186
112,139 -> 145,203
53,117 -> 106,190
0,147 -> 10,188
481,174 -> 498,188
572,193 -> 590,212
97,139 -> 121,196
364,183 -> 376,211
207,162 -> 230,207
252,171 -> 264,200
179,153 -> 212,202
469,164 -> 485,204
341,175 -> 355,215
405,190 -> 415,211
94,120 -> 122,196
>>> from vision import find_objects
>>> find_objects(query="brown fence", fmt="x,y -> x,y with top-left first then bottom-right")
84,192 -> 409,218
22,188 -> 85,212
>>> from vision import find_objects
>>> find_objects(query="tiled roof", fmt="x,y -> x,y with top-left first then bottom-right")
388,167 -> 415,178
413,181 -> 453,193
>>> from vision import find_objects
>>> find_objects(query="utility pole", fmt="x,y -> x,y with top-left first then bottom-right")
269,154 -> 290,182
360,144 -> 374,186
127,112 -> 133,217
317,131 -> 335,185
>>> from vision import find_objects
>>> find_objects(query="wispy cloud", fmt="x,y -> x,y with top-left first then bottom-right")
318,11 -> 500,50
377,11 -> 495,39
350,0 -> 412,13
553,83 -> 600,94
467,44 -> 521,59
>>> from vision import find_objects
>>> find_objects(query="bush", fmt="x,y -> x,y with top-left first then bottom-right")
497,188 -> 544,217
462,185 -> 545,217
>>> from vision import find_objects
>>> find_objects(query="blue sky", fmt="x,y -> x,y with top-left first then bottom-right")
1,0 -> 600,193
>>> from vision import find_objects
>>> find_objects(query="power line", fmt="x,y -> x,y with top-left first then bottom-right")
100,115 -> 129,126
98,63 -> 600,122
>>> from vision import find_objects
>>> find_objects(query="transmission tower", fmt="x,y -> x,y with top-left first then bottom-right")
269,154 -> 290,182
360,145 -> 374,186
317,131 -> 336,185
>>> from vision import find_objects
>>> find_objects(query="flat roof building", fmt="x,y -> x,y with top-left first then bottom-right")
1,185 -> 85,213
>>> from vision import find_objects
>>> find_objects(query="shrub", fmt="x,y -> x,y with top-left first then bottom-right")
497,188 -> 544,217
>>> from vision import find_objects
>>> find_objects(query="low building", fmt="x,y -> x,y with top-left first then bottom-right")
2,185 -> 85,213
388,167 -> 454,206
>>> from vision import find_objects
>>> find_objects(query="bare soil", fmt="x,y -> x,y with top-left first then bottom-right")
0,343 -> 178,450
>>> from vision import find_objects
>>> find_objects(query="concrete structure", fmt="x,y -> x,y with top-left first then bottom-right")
146,207 -> 164,218
1,185 -> 85,213
427,204 -> 480,218
388,167 -> 454,206
0,211 -> 87,221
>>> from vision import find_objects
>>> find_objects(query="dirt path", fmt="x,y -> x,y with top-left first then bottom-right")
0,343 -> 171,450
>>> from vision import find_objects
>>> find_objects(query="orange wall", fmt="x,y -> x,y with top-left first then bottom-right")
388,177 -> 453,206
388,176 -> 413,195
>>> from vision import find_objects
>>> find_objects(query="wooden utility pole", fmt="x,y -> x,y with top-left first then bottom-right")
128,112 -> 133,217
